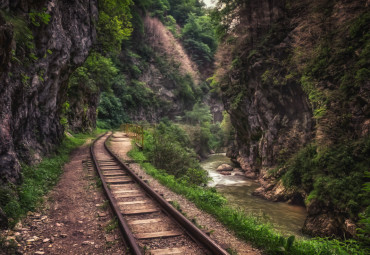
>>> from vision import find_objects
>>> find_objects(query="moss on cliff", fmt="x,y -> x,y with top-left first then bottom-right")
212,0 -> 370,238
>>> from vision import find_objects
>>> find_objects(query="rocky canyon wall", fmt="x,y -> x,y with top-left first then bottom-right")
0,0 -> 98,184
215,0 -> 369,237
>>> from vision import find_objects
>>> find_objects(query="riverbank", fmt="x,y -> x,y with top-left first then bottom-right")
201,153 -> 307,237
129,148 -> 368,254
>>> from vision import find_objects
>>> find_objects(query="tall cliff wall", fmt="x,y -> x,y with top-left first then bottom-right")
215,0 -> 369,237
0,0 -> 97,184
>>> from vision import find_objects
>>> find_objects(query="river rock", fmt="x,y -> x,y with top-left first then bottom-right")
220,171 -> 231,176
216,164 -> 233,172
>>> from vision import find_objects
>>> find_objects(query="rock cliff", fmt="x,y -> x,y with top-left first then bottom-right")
215,0 -> 369,237
0,0 -> 97,184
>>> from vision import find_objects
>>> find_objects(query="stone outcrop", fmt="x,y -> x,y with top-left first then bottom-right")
216,0 -> 369,237
0,0 -> 98,184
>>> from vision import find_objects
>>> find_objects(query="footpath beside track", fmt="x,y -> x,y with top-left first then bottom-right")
91,132 -> 229,255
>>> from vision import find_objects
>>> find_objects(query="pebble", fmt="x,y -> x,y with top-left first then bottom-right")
14,222 -> 23,230
78,220 -> 83,224
82,241 -> 94,245
35,252 -> 45,255
98,212 -> 107,217
60,233 -> 68,238
105,235 -> 114,242
43,238 -> 50,243
6,236 -> 16,241
26,238 -> 35,245
56,223 -> 62,227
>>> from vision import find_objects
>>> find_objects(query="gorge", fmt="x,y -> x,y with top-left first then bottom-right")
0,0 -> 369,253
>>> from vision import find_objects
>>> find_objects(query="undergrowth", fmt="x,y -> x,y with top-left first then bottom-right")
129,148 -> 369,254
0,130 -> 104,228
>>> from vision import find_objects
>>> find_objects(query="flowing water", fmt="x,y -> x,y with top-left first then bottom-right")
201,153 -> 307,237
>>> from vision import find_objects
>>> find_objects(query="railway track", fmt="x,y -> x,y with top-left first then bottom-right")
90,132 -> 228,255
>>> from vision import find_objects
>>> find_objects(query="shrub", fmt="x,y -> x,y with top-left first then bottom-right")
143,121 -> 209,185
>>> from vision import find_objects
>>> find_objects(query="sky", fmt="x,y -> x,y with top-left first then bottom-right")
202,0 -> 217,8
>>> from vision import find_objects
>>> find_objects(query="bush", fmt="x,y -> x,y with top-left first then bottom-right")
129,148 -> 369,254
143,121 -> 209,185
281,137 -> 370,223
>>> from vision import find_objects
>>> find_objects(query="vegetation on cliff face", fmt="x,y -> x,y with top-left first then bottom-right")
88,0 -> 219,129
211,0 -> 370,240
1,0 -> 369,252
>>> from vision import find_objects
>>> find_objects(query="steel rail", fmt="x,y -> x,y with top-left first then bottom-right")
104,134 -> 229,255
90,133 -> 142,255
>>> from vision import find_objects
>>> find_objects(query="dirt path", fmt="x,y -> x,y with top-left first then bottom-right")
110,132 -> 261,255
2,133 -> 261,255
2,140 -> 127,255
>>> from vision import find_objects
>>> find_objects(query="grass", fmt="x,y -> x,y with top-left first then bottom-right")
105,218 -> 118,233
128,148 -> 369,255
0,129 -> 105,228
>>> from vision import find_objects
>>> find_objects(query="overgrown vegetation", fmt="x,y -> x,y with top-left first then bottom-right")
142,121 -> 209,185
210,0 -> 370,243
129,148 -> 369,254
180,103 -> 231,156
279,137 -> 370,228
146,0 -> 217,67
0,131 -> 103,227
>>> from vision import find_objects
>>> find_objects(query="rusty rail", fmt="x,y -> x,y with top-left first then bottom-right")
91,133 -> 229,255
90,133 -> 142,255
103,134 -> 229,255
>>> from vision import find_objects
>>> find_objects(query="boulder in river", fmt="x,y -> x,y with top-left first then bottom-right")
216,164 -> 233,172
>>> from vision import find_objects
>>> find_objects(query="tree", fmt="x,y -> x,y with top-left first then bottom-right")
184,102 -> 213,124
182,13 -> 217,65
97,0 -> 133,53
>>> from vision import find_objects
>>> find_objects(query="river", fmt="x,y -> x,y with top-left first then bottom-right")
201,153 -> 307,237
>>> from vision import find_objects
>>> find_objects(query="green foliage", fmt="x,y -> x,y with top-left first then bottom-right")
143,121 -> 209,185
129,148 -> 368,254
164,15 -> 178,36
69,52 -> 118,95
97,0 -> 133,53
168,0 -> 204,26
97,92 -> 129,129
149,0 -> 170,20
358,171 -> 370,246
0,131 -> 102,227
210,0 -> 245,39
84,52 -> 119,90
301,11 -> 370,136
151,51 -> 199,108
0,10 -> 35,62
21,73 -> 30,87
182,103 -> 228,154
105,218 -> 118,233
184,102 -> 212,124
281,137 -> 370,221
181,13 -> 217,66
28,8 -> 51,27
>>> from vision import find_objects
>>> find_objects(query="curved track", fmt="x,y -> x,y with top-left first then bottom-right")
90,132 -> 228,255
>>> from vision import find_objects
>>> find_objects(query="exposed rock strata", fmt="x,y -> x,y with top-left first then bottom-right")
0,0 -> 98,183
